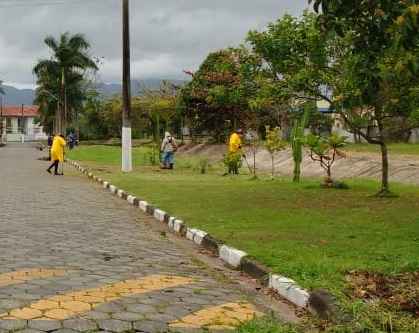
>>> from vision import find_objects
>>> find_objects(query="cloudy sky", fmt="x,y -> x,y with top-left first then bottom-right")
0,0 -> 308,89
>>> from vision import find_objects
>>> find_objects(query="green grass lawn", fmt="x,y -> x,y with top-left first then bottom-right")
68,146 -> 419,291
346,143 -> 419,156
67,145 -> 419,330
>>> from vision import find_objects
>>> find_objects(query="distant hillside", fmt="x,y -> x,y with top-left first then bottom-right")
0,79 -> 188,105
96,79 -> 188,98
0,85 -> 35,105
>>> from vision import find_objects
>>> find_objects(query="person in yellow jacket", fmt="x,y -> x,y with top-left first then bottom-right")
227,129 -> 243,174
47,134 -> 67,175
229,129 -> 243,154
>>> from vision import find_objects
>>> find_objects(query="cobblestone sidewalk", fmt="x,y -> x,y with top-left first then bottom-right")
0,145 -> 274,333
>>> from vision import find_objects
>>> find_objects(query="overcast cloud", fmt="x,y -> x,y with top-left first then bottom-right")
0,0 -> 308,88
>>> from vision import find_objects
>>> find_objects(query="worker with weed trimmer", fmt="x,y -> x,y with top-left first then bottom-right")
226,129 -> 245,175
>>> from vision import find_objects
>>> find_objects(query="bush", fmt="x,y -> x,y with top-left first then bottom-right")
144,143 -> 160,166
223,152 -> 243,175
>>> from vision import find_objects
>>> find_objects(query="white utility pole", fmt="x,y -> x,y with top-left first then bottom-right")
122,0 -> 133,172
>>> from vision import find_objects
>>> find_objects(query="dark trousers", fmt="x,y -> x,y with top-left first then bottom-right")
48,160 -> 59,174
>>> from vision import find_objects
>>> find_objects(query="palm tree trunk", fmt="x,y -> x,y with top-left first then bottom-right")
61,69 -> 66,135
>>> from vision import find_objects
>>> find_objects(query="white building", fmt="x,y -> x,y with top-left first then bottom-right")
0,105 -> 48,143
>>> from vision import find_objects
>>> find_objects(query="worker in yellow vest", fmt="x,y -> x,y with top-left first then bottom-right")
227,129 -> 243,174
229,129 -> 243,154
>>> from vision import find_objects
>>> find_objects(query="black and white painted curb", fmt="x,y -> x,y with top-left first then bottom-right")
67,159 -> 333,318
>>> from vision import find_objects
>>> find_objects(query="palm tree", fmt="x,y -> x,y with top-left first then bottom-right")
34,32 -> 98,134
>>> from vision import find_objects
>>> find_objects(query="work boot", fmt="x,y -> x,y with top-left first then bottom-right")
169,164 -> 174,170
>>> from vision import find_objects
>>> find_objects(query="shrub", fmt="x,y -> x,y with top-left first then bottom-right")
223,152 -> 243,175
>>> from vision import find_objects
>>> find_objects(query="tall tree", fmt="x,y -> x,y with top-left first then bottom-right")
180,47 -> 262,142
33,32 -> 98,134
134,81 -> 178,143
310,0 -> 419,196
247,12 -> 337,108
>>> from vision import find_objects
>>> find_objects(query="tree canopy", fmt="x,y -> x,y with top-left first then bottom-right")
33,32 -> 98,134
308,0 -> 419,195
180,47 -> 263,141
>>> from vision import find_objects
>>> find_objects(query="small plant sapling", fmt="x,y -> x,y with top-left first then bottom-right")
305,133 -> 347,188
264,126 -> 287,178
245,129 -> 260,179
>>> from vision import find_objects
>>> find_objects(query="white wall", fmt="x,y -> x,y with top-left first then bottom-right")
4,117 -> 47,142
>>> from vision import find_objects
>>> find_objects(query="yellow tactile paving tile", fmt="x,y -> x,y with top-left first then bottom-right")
0,269 -> 67,288
169,302 -> 264,330
0,275 -> 194,320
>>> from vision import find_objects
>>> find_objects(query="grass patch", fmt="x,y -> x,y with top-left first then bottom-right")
68,145 -> 419,331
235,317 -> 301,333
68,146 -> 419,292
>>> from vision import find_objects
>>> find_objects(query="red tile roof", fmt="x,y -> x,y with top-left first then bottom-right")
0,106 -> 39,118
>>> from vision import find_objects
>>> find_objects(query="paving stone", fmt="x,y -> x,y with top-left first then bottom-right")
111,312 -> 145,322
82,311 -> 111,320
28,319 -> 62,331
95,303 -> 126,313
16,329 -> 45,333
0,145 -> 269,332
144,312 -> 177,323
0,320 -> 28,331
125,304 -> 155,314
133,320 -> 168,333
62,319 -> 97,332
97,319 -> 132,333
0,300 -> 25,310
53,329 -> 80,333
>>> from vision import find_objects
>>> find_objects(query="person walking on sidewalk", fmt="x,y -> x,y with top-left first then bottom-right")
160,132 -> 178,169
47,134 -> 66,175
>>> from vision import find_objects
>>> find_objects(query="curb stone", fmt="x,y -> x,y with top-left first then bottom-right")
127,195 -> 136,205
219,245 -> 247,269
269,275 -> 310,308
308,289 -> 340,321
146,205 -> 155,216
241,258 -> 270,284
186,228 -> 208,246
201,234 -> 221,256
66,159 -> 330,316
139,201 -> 149,212
154,209 -> 167,223
109,185 -> 117,194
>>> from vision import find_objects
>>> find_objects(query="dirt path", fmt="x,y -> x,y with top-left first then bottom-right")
178,144 -> 419,185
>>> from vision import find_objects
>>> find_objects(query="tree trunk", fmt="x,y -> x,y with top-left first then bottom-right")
253,143 -> 257,177
379,142 -> 390,195
156,114 -> 160,144
60,69 -> 66,135
326,165 -> 332,185
271,155 -> 275,178
293,163 -> 301,182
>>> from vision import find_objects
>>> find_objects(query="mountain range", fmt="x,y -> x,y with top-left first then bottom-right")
0,79 -> 188,106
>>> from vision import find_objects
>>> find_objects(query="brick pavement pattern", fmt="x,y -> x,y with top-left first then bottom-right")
0,145 -> 263,333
